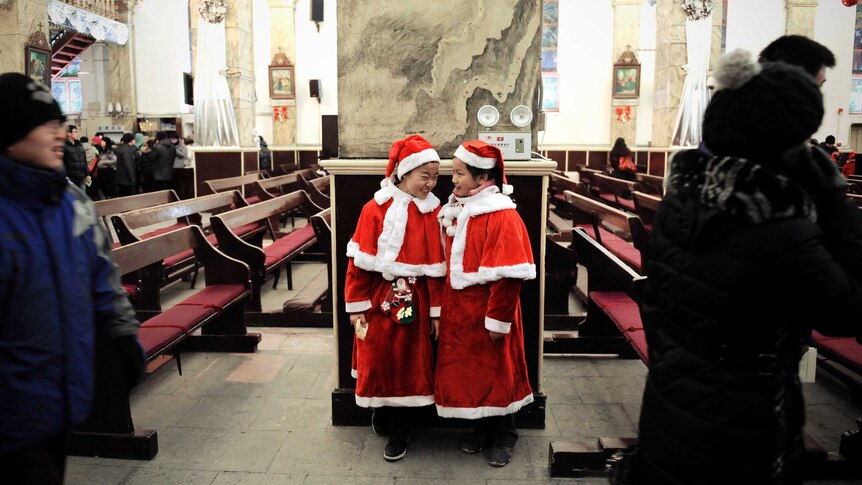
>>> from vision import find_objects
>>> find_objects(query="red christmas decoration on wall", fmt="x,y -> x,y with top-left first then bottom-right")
842,0 -> 859,7
615,106 -> 632,122
273,106 -> 288,122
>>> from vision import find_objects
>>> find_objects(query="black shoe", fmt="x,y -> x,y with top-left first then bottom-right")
460,433 -> 490,454
488,446 -> 513,467
371,409 -> 388,437
384,436 -> 409,462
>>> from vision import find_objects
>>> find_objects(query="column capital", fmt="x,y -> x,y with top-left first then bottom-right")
269,0 -> 297,9
784,0 -> 819,7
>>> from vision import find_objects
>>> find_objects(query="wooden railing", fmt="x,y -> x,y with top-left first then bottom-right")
58,0 -> 119,21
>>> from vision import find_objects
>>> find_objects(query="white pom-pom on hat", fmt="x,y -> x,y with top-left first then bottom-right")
501,184 -> 514,195
446,226 -> 456,237
713,49 -> 761,92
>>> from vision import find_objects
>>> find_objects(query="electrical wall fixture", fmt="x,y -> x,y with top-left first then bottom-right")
477,105 -> 500,127
510,105 -> 533,128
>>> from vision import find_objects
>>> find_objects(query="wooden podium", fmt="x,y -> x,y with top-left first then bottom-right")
320,159 -> 557,429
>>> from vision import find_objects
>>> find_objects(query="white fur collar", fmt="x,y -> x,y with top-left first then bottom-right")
374,178 -> 440,214
443,186 -> 534,289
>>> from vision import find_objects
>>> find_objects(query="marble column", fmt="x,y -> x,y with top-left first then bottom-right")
651,0 -> 687,148
225,1 -> 256,147
0,0 -> 49,75
710,0 -> 725,66
269,0 -> 297,145
337,0 -> 543,157
610,0 -> 642,145
785,0 -> 819,38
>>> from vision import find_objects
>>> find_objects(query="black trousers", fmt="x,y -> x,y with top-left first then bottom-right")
474,414 -> 518,448
0,434 -> 68,485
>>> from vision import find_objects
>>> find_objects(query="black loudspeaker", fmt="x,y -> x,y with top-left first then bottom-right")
311,0 -> 324,22
183,72 -> 193,105
321,114 -> 338,159
309,79 -> 320,99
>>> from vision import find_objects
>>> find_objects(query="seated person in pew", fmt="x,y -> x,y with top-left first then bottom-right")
0,73 -> 145,483
436,140 -> 536,468
637,51 -> 862,484
344,135 -> 446,462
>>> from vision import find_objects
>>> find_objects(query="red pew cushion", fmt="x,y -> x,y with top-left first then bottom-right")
812,331 -> 862,373
138,326 -> 185,359
264,226 -> 315,266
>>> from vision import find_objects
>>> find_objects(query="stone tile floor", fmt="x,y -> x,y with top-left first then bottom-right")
65,262 -> 862,484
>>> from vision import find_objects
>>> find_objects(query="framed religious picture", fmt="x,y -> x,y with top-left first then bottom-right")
269,65 -> 295,100
25,26 -> 51,86
613,65 -> 640,99
613,47 -> 641,100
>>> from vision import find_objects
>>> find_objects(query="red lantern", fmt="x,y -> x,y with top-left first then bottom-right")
843,0 -> 859,8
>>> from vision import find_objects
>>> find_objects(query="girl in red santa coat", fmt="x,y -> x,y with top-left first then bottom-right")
435,140 -> 536,467
344,134 -> 446,462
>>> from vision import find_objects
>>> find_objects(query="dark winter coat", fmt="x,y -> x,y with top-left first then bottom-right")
62,139 -> 88,183
638,147 -> 862,484
115,143 -> 137,186
152,139 -> 176,181
0,155 -> 140,453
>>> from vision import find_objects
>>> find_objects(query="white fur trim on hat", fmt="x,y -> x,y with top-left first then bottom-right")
454,144 -> 497,169
435,392 -> 534,419
443,186 -> 537,289
355,394 -> 435,408
396,148 -> 440,180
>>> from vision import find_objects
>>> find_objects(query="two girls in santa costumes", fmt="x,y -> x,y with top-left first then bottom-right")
344,135 -> 446,462
436,140 -> 536,467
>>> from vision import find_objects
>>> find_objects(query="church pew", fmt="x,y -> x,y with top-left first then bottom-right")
589,173 -> 640,212
563,189 -> 649,274
69,226 -> 260,461
298,173 -> 331,208
209,191 -> 323,311
93,190 -> 181,245
280,208 -> 333,327
543,233 -> 583,331
111,191 -> 260,312
635,173 -> 664,196
631,190 -> 661,229
203,173 -> 262,203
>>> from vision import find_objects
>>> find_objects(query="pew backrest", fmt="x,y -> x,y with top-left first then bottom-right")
635,173 -> 664,196
299,173 -> 330,208
631,191 -> 661,227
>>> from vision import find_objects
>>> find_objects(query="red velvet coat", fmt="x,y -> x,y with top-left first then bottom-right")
344,182 -> 446,407
434,186 -> 536,419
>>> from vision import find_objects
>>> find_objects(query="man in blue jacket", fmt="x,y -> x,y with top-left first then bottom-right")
0,73 -> 145,484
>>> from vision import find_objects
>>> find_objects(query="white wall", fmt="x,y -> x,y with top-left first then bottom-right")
815,2 -> 856,147
725,0 -> 785,55
132,0 -> 190,116
253,0 -> 273,143
539,0 -> 614,146
295,0 -> 339,146
635,2 -> 656,147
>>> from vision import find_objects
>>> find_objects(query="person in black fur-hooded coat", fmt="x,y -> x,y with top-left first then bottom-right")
636,49 -> 862,485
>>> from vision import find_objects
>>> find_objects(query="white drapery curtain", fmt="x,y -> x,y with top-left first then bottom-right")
672,16 -> 712,147
194,18 -> 239,147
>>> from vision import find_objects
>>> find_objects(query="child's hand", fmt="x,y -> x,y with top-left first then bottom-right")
488,330 -> 506,340
431,318 -> 440,341
350,313 -> 368,340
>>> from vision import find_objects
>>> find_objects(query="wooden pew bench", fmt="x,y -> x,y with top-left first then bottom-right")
111,191 -> 261,311
812,331 -> 862,404
635,173 -> 664,196
69,226 -> 261,461
281,208 -> 333,327
589,173 -> 640,212
210,191 -> 323,311
203,173 -> 262,203
548,173 -> 591,239
94,190 -> 181,246
631,190 -> 661,230
563,189 -> 649,274
298,173 -> 331,209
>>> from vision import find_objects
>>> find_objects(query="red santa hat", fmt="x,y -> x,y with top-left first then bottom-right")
453,140 -> 513,195
387,135 -> 440,181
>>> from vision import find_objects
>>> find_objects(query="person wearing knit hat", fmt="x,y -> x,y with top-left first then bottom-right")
635,51 -> 862,484
0,72 -> 145,483
435,139 -> 535,467
344,134 -> 445,462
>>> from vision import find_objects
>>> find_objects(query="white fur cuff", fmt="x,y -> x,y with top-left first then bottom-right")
430,306 -> 441,318
345,300 -> 372,313
484,316 -> 511,334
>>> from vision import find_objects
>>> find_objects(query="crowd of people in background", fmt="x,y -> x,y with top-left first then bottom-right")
61,126 -> 194,200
